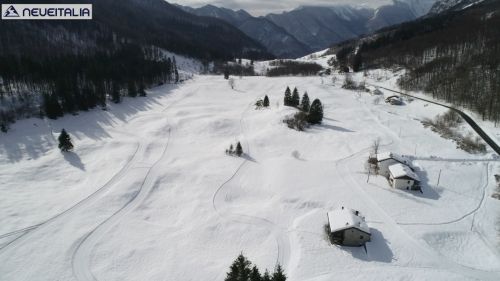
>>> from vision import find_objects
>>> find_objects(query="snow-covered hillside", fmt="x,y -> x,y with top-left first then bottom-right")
0,73 -> 499,280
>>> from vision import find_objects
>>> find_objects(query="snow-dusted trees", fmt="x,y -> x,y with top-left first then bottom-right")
308,99 -> 324,124
284,86 -> 292,106
226,142 -> 243,157
58,129 -> 74,152
301,92 -> 310,112
225,254 -> 287,281
236,142 -> 243,157
291,87 -> 300,107
263,95 -> 270,107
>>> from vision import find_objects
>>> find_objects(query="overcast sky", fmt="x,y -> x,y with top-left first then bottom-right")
170,0 -> 394,16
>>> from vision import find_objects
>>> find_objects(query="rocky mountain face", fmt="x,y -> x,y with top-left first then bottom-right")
429,0 -> 485,14
180,1 -> 438,58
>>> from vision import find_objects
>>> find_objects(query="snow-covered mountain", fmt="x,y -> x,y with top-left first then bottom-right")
429,0 -> 485,14
180,1 -> 435,58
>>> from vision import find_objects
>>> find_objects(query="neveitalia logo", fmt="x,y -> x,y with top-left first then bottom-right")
1,4 -> 92,20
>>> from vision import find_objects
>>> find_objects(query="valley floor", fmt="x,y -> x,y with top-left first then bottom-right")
0,75 -> 499,280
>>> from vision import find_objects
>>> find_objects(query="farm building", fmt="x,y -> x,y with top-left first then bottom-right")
388,163 -> 421,190
326,207 -> 371,247
376,152 -> 412,177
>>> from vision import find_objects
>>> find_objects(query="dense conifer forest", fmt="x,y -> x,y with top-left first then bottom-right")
0,0 -> 272,130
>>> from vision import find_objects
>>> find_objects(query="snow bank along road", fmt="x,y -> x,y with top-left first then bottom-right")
1,75 -> 500,280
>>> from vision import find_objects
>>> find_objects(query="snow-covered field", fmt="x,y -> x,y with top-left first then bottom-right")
1,74 -> 499,280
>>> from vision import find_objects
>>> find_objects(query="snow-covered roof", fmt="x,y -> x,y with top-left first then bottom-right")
327,207 -> 370,234
376,152 -> 410,164
389,163 -> 420,181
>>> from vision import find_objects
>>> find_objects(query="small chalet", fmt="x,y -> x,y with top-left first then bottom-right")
388,163 -> 421,190
385,95 -> 403,105
376,152 -> 411,177
326,207 -> 371,247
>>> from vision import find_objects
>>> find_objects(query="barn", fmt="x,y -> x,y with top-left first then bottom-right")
376,152 -> 411,177
388,163 -> 421,190
326,207 -> 371,247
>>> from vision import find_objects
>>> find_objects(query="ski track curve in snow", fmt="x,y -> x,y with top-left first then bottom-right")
72,127 -> 172,281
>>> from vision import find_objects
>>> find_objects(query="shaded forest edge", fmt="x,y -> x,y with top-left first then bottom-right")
0,0 -> 274,131
331,0 -> 500,123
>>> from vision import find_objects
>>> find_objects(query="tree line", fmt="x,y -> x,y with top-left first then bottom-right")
225,254 -> 286,281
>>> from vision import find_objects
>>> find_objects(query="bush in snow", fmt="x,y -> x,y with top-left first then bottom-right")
284,112 -> 309,131
58,129 -> 74,152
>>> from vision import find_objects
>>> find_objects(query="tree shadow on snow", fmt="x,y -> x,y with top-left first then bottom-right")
341,228 -> 394,263
315,124 -> 355,133
0,83 -> 180,163
241,153 -> 258,163
63,151 -> 85,171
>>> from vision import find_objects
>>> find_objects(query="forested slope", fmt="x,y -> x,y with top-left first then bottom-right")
333,0 -> 500,122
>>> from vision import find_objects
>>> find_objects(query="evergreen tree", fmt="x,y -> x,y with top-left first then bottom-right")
308,99 -> 323,124
127,81 -> 137,97
224,68 -> 230,80
263,95 -> 270,107
224,260 -> 239,281
272,265 -> 286,281
58,129 -> 74,152
138,82 -> 147,97
173,57 -> 179,83
291,87 -> 300,106
284,86 -> 292,106
301,92 -> 310,112
111,83 -> 121,103
236,142 -> 243,157
262,270 -> 271,281
250,266 -> 261,281
43,93 -> 63,119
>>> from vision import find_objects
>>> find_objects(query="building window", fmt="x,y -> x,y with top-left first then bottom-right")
408,181 -> 411,184
360,235 -> 364,239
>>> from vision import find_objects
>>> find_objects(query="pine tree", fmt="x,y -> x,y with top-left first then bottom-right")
308,99 -> 323,124
224,261 -> 239,281
43,93 -> 63,119
111,83 -> 121,104
224,68 -> 230,80
272,265 -> 286,281
58,129 -> 74,152
284,86 -> 292,106
138,83 -> 147,97
291,87 -> 300,107
263,95 -> 270,107
262,270 -> 271,281
250,266 -> 261,281
127,81 -> 137,97
236,142 -> 243,157
301,92 -> 310,112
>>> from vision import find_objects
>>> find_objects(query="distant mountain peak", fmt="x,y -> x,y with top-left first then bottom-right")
429,0 -> 484,14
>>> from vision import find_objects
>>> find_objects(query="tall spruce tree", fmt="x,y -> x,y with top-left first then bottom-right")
263,95 -> 270,107
308,99 -> 323,124
291,87 -> 300,107
58,129 -> 74,152
138,82 -> 147,97
111,83 -> 121,104
236,142 -> 243,157
249,266 -> 261,281
284,86 -> 292,106
224,260 -> 239,281
262,270 -> 271,281
272,265 -> 286,281
301,92 -> 310,112
128,81 -> 137,97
